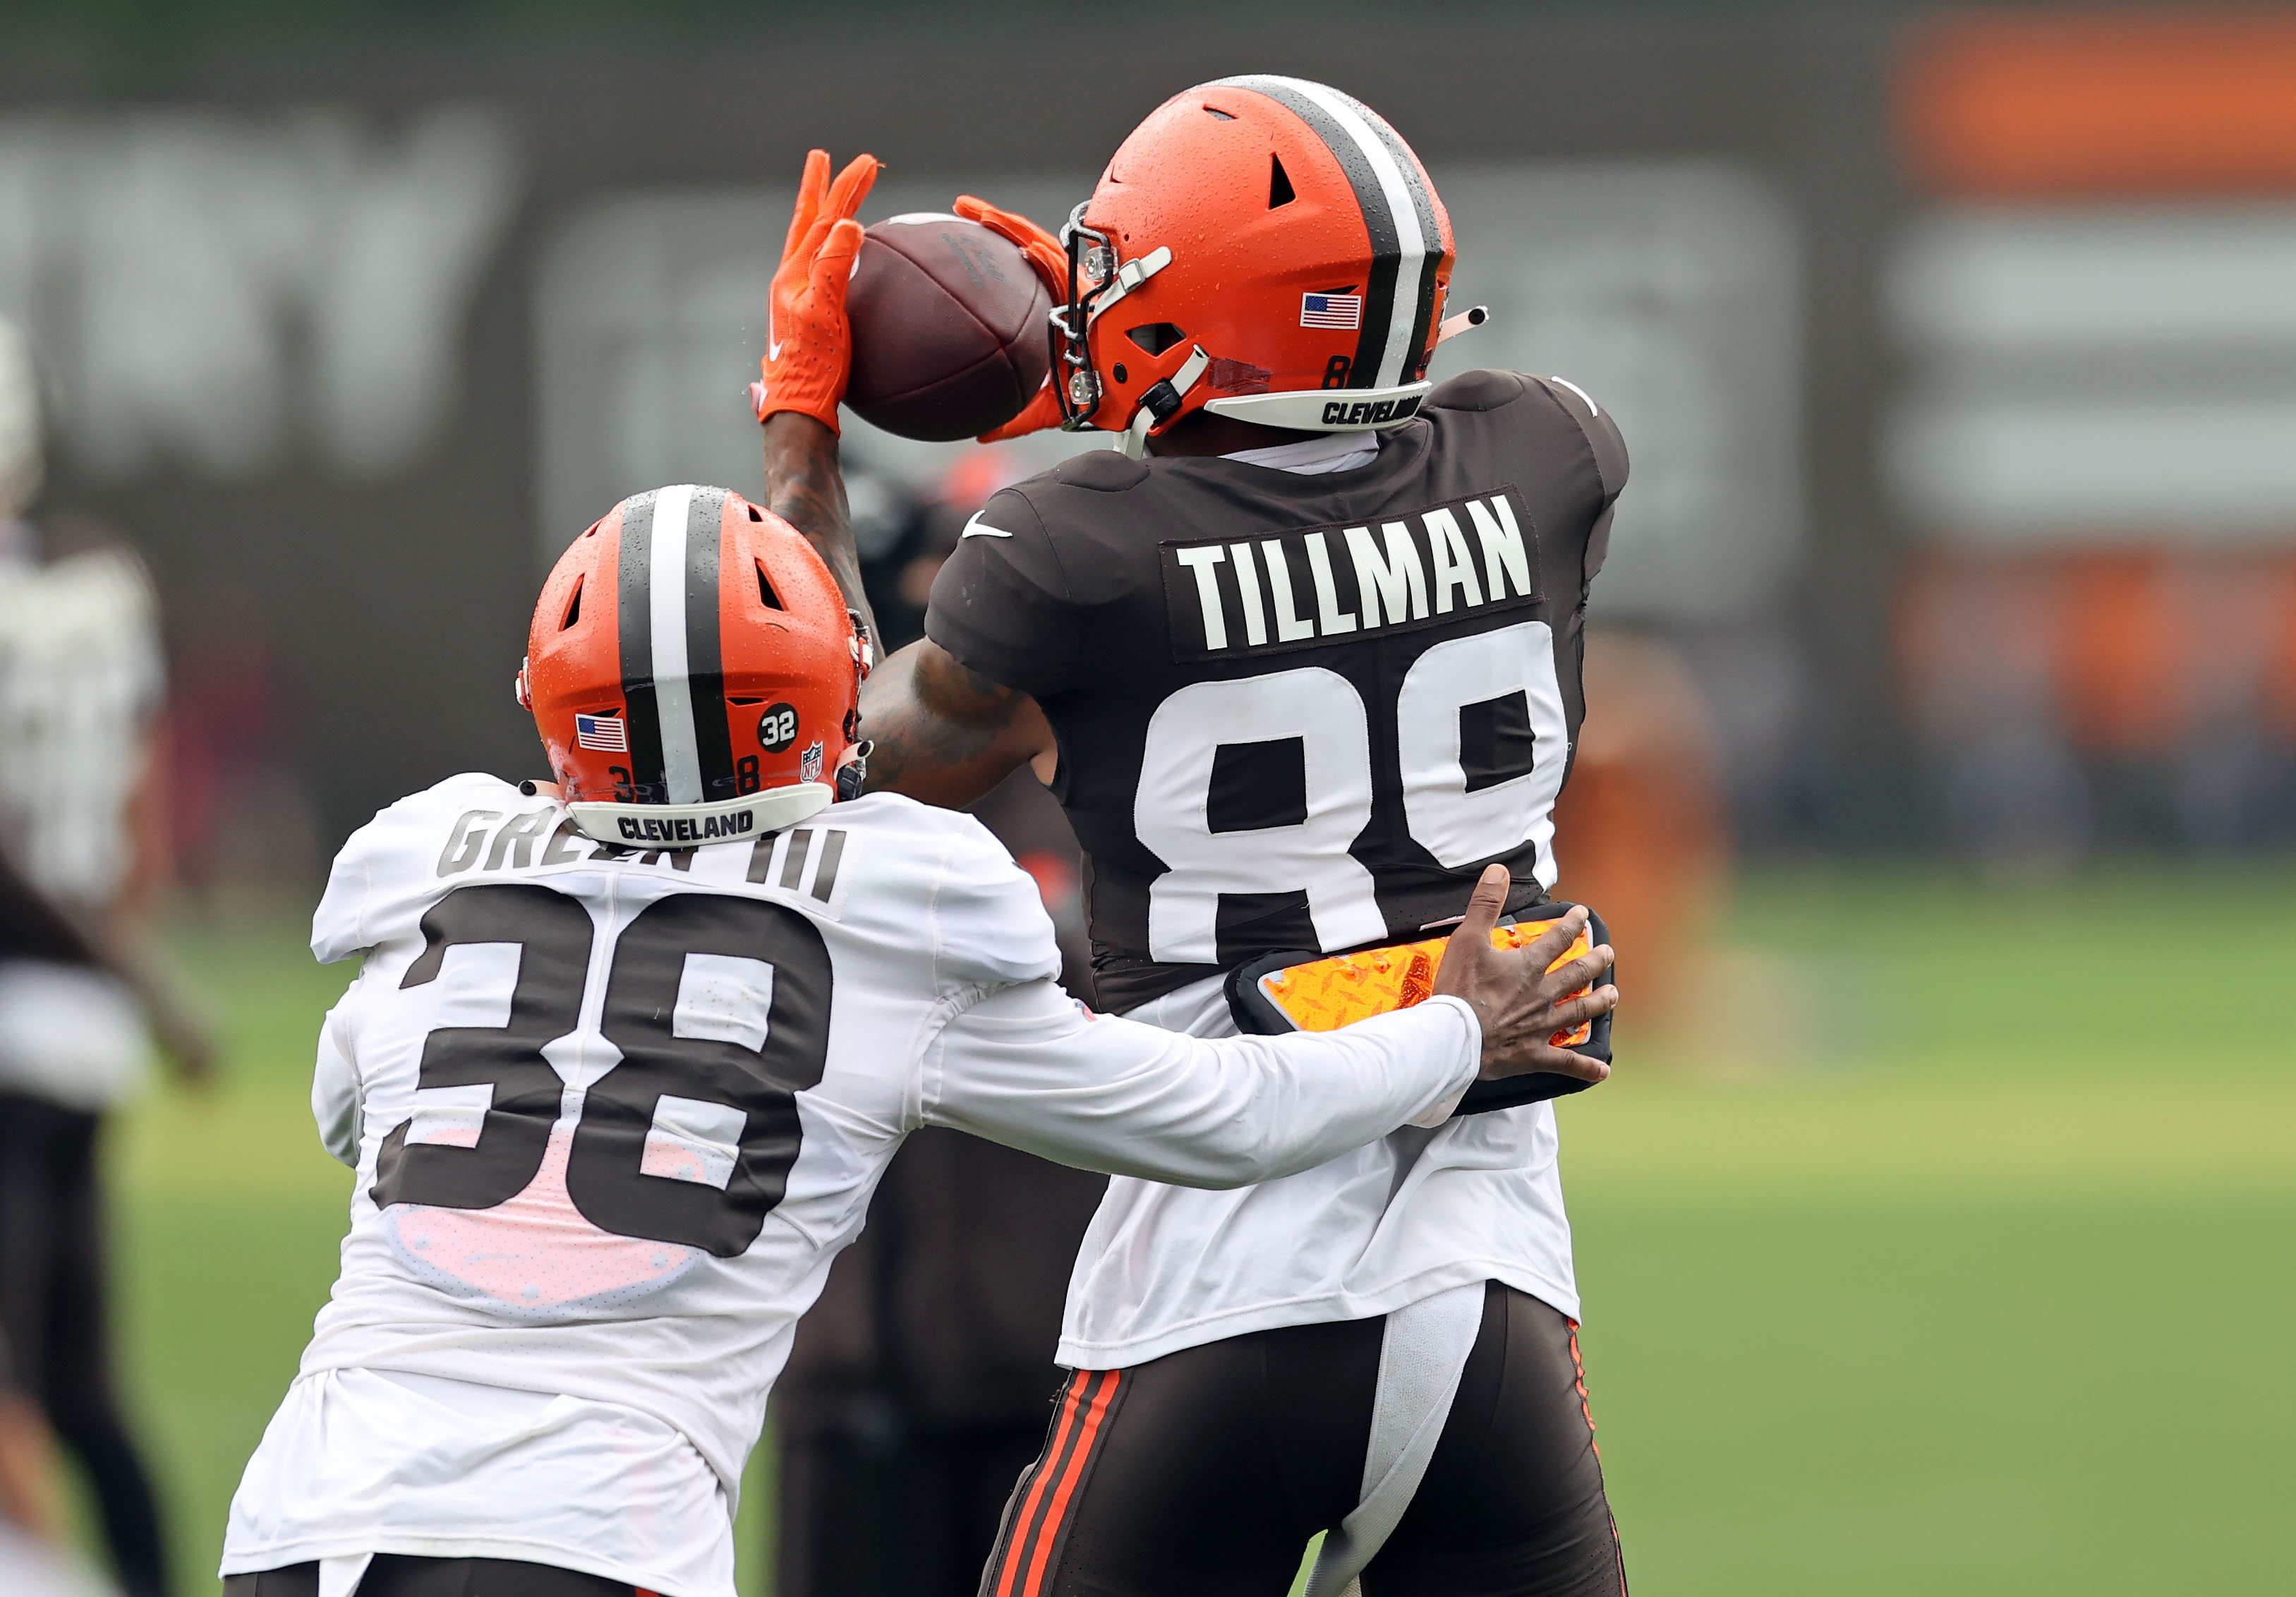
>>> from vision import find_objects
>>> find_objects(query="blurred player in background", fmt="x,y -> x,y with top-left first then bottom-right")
217,486 -> 1612,1597
775,450 -> 1109,1597
758,78 -> 1631,1596
0,1337 -> 63,1554
1,1330 -> 111,1597
0,316 -> 213,1597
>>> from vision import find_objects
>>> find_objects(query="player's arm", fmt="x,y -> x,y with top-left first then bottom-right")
1528,375 -> 1629,586
754,162 -> 1068,806
857,639 -> 1054,806
116,717 -> 218,1083
751,149 -> 882,637
0,843 -> 107,968
925,867 -> 1617,1188
310,996 -> 363,1168
762,409 -> 1055,806
0,825 -> 214,1083
761,411 -> 878,644
867,466 -> 1081,803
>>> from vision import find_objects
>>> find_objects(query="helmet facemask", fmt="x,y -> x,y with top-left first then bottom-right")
1048,204 -> 1114,429
1048,204 -> 1200,457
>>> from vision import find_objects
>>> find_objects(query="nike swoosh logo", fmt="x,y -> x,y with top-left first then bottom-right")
768,307 -> 783,363
959,512 -> 1015,540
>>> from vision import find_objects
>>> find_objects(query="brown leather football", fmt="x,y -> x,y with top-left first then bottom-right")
844,215 -> 1053,442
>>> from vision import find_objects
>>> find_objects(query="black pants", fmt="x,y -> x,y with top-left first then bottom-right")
778,1414 -> 1049,1597
981,1283 -> 1626,1597
0,1089 -> 169,1597
225,1555 -> 645,1596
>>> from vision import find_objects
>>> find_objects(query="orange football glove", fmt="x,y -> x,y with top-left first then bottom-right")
751,149 -> 881,433
976,374 -> 1068,442
953,194 -> 1071,442
953,194 -> 1068,298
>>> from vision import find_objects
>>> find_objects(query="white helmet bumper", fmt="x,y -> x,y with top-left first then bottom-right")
567,782 -> 832,848
1202,380 -> 1433,433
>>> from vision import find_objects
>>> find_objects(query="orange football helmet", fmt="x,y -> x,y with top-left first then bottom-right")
1050,76 -> 1458,455
517,485 -> 873,846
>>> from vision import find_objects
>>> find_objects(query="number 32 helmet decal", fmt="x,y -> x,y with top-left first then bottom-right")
1051,76 -> 1460,456
519,484 -> 874,845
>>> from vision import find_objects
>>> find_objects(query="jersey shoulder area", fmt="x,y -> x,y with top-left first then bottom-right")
1024,448 -> 1153,498
1428,368 -> 1629,501
313,773 -> 529,963
832,793 -> 1062,995
977,450 -> 1151,539
980,448 -> 1154,537
310,782 -> 1059,997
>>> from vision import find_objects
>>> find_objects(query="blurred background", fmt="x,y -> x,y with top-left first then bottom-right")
0,1 -> 2290,1593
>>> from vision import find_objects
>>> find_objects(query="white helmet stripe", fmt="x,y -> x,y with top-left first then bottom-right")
1250,76 -> 1430,390
646,483 -> 703,804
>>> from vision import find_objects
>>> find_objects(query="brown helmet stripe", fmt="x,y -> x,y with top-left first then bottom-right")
1212,76 -> 1439,390
614,488 -> 670,800
681,486 -> 739,801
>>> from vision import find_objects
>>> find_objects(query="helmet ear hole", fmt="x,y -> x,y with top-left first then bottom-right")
1269,154 -> 1296,208
1127,323 -> 1188,356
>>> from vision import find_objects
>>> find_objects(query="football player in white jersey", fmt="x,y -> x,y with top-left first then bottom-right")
216,485 -> 1614,1597
756,90 -> 1636,1596
0,314 -> 212,1597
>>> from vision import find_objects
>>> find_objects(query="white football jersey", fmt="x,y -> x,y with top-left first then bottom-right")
0,538 -> 162,1109
1058,975 -> 1581,1371
222,775 -> 1482,1596
0,540 -> 164,910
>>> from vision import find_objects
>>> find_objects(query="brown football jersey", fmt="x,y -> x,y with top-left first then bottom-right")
924,369 -> 1627,1012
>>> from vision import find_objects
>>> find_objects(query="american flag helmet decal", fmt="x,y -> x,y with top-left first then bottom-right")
1299,292 -> 1365,330
574,713 -> 628,752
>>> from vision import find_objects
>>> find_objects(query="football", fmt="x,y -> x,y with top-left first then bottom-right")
844,213 -> 1054,442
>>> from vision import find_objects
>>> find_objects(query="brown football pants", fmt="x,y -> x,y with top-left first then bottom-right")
979,1282 -> 1627,1597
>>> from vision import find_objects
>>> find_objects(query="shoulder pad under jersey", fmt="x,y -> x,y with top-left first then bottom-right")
1426,368 -> 1534,413
845,795 -> 1061,994
1042,450 -> 1152,493
312,773 -> 528,963
1524,375 -> 1629,502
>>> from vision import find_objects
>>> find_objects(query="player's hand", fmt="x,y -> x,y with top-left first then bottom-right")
976,375 -> 1066,442
953,194 -> 1068,300
751,149 -> 881,433
0,1391 -> 63,1538
953,195 -> 1070,441
1434,864 -> 1617,1083
152,1002 -> 220,1089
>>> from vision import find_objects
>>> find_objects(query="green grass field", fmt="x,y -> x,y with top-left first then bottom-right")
76,863 -> 2296,1594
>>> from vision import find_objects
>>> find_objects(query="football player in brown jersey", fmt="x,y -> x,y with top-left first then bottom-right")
759,77 -> 1629,1597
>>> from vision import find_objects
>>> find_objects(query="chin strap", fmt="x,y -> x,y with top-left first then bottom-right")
835,740 -> 873,802
1120,345 -> 1213,460
1085,244 -> 1174,324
